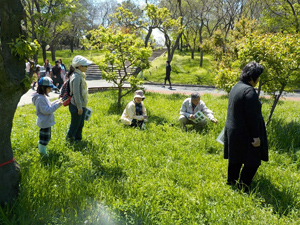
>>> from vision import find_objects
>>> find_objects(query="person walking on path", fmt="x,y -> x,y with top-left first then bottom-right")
224,62 -> 269,193
163,60 -> 172,89
66,55 -> 92,143
32,77 -> 62,156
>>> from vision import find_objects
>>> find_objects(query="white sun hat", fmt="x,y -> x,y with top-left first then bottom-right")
72,55 -> 93,68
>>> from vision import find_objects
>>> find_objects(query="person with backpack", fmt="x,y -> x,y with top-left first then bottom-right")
66,55 -> 92,143
32,77 -> 62,156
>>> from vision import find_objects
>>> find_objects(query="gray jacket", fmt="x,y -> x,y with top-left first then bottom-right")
70,72 -> 87,109
32,93 -> 61,128
179,98 -> 215,120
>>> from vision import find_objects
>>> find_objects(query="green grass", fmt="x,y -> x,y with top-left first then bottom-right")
2,91 -> 300,224
144,50 -> 215,86
37,49 -> 104,69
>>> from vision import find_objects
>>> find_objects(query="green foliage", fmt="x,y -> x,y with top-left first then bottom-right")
2,91 -> 300,224
9,36 -> 40,60
143,50 -> 214,85
88,27 -> 152,105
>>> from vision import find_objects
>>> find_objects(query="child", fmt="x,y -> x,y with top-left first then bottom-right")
32,77 -> 62,156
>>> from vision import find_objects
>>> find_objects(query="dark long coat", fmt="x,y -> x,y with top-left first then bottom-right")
224,81 -> 268,167
166,64 -> 171,77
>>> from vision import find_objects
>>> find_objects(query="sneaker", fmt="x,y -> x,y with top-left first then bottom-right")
162,85 -> 165,88
168,87 -> 172,89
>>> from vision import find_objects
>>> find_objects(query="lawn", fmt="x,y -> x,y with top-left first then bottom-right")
2,91 -> 299,224
143,50 -> 215,86
36,49 -> 104,69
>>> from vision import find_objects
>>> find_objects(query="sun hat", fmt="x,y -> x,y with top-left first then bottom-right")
38,77 -> 57,89
72,55 -> 93,68
134,90 -> 145,99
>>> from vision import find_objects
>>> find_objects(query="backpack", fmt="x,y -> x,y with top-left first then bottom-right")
59,79 -> 72,106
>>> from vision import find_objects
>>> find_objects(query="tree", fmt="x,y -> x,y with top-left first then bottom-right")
262,0 -> 300,33
88,27 -> 152,107
0,0 -> 39,205
239,33 -> 300,124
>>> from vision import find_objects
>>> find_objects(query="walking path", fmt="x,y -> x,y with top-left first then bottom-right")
18,79 -> 300,106
18,48 -> 300,106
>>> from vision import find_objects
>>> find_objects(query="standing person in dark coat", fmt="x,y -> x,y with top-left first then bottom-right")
163,60 -> 172,89
51,60 -> 63,92
224,62 -> 268,192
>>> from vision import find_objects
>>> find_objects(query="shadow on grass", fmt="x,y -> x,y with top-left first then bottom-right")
254,175 -> 299,216
108,102 -> 126,115
267,119 -> 300,156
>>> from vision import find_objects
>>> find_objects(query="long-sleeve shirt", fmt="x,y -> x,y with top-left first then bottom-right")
179,98 -> 215,120
32,93 -> 61,128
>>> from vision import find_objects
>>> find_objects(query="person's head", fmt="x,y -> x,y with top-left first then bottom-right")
55,60 -> 59,65
239,62 -> 264,87
58,59 -> 63,64
166,60 -> 170,65
191,92 -> 200,105
37,77 -> 56,96
134,90 -> 145,103
72,55 -> 92,72
44,58 -> 49,64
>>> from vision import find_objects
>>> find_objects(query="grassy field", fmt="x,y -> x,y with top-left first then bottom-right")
143,50 -> 215,86
36,50 -> 104,69
2,91 -> 299,224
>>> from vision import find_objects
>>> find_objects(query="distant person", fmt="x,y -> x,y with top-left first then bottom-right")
224,62 -> 268,193
32,66 -> 40,90
58,58 -> 66,81
66,55 -> 92,143
179,92 -> 217,131
44,58 -> 51,77
32,77 -> 62,156
51,60 -> 63,92
163,60 -> 172,89
25,60 -> 31,74
121,90 -> 147,129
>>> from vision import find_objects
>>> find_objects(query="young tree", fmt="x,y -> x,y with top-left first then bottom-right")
0,0 -> 39,204
88,27 -> 152,107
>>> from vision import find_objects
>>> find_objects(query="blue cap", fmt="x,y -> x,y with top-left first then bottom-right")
38,77 -> 57,89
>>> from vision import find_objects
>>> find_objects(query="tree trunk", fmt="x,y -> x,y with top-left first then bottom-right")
51,44 -> 56,61
70,37 -> 74,53
191,48 -> 194,59
41,42 -> 47,63
200,50 -> 203,67
266,86 -> 284,126
0,0 -> 25,205
144,27 -> 153,47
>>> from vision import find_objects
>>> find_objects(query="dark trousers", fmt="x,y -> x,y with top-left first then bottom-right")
67,103 -> 86,141
227,163 -> 259,190
164,75 -> 171,86
130,119 -> 144,128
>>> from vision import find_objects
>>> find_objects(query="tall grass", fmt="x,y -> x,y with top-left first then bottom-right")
144,50 -> 215,86
1,91 -> 299,224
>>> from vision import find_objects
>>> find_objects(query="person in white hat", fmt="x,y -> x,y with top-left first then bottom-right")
120,90 -> 148,129
32,77 -> 63,156
66,55 -> 92,142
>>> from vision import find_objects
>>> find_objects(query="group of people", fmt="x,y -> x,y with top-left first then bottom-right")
32,55 -> 92,156
27,58 -> 67,92
32,57 -> 269,193
120,61 -> 269,193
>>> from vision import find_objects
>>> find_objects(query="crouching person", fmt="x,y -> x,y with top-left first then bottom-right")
121,90 -> 147,129
179,92 -> 217,131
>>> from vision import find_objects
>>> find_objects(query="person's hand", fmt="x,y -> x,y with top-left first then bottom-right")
54,76 -> 57,78
78,108 -> 83,115
189,114 -> 195,120
252,137 -> 261,147
211,118 -> 218,123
